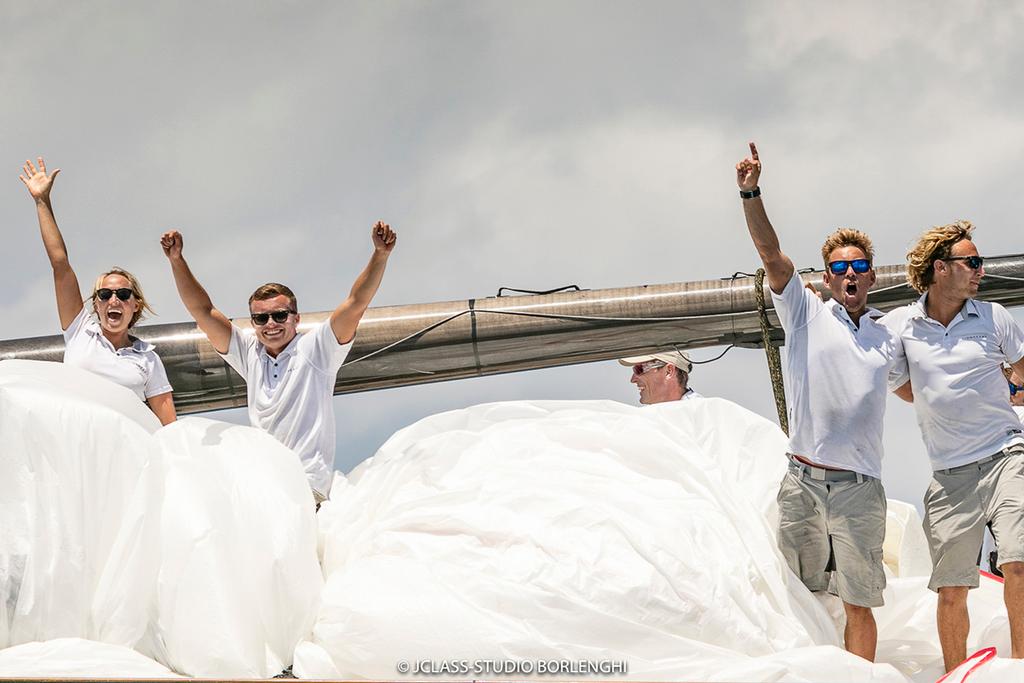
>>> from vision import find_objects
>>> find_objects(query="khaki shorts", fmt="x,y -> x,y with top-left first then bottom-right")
777,457 -> 887,608
923,445 -> 1024,592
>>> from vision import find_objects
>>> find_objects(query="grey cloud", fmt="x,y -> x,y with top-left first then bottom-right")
3,2 -> 1024,508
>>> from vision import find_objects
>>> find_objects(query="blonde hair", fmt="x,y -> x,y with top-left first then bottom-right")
906,220 -> 975,293
91,267 -> 154,328
820,228 -> 875,266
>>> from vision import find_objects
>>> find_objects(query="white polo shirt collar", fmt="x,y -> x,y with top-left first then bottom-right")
907,292 -> 980,327
83,324 -> 155,355
826,299 -> 883,331
257,332 -> 300,364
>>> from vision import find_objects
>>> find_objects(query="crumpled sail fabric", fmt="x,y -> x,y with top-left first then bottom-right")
0,360 -> 163,650
3,359 -> 1018,681
0,638 -> 180,677
882,500 -> 933,579
874,574 -> 1011,682
301,398 -> 904,682
141,417 -> 323,677
940,645 -> 1024,682
0,360 -> 320,678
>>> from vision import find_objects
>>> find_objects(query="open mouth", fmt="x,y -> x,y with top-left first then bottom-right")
845,282 -> 858,297
105,309 -> 124,324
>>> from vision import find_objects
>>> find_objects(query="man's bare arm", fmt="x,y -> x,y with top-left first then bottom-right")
161,230 -> 233,354
329,221 -> 397,345
736,142 -> 795,294
20,158 -> 83,330
148,391 -> 177,426
893,381 -> 914,403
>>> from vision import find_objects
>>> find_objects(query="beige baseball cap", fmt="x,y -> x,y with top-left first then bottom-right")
618,350 -> 693,374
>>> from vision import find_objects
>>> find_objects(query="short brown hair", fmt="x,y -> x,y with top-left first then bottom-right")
249,283 -> 298,311
906,220 -> 975,293
820,228 -> 875,267
91,267 -> 154,328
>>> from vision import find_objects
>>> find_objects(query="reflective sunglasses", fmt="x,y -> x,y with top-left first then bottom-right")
95,287 -> 135,302
1010,381 -> 1024,397
250,310 -> 295,326
827,259 -> 871,275
944,255 -> 985,270
632,360 -> 667,375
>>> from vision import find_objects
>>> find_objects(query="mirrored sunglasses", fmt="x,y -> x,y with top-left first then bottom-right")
827,259 -> 871,275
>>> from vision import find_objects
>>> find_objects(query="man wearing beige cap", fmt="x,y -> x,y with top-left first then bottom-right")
619,350 -> 701,405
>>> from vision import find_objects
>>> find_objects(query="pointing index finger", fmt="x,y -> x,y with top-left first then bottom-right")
749,142 -> 759,161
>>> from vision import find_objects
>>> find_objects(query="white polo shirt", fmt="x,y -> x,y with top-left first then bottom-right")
884,295 -> 1024,470
772,271 -> 899,478
220,320 -> 352,496
62,307 -> 172,401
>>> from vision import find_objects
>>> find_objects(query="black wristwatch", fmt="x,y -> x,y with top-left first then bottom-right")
739,187 -> 761,199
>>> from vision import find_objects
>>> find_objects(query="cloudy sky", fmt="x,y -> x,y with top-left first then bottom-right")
3,1 -> 1024,506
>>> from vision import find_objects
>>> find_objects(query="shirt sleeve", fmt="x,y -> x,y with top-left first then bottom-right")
144,352 -> 174,399
887,340 -> 910,391
217,324 -> 256,381
301,320 -> 354,374
769,270 -> 822,332
994,303 -> 1024,365
879,308 -> 911,390
62,306 -> 95,343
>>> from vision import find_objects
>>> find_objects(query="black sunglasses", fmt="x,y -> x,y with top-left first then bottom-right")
96,287 -> 135,302
944,255 -> 985,270
250,310 -> 295,326
827,259 -> 871,275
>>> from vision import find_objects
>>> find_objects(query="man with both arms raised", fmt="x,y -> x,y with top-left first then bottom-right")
160,222 -> 397,506
736,142 -> 900,662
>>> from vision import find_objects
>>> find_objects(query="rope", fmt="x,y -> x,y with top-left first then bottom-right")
754,269 -> 788,435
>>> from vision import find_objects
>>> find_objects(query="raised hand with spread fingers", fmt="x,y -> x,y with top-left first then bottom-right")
19,157 -> 82,331
20,157 -> 176,424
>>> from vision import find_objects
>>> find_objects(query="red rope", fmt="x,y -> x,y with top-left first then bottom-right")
935,646 -> 997,683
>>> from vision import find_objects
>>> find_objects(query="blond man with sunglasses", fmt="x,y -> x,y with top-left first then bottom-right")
160,223 -> 396,505
735,142 -> 902,662
20,157 -> 176,425
885,221 -> 1024,672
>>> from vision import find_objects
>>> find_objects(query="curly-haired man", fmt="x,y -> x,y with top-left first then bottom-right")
885,220 -> 1024,672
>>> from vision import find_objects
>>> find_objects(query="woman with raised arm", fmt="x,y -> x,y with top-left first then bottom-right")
20,157 -> 176,425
